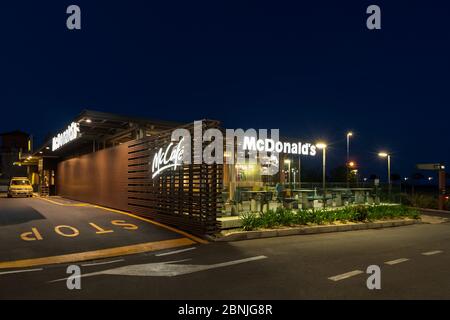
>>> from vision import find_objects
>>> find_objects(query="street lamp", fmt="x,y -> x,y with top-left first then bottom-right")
292,168 -> 298,189
317,142 -> 327,207
284,159 -> 291,187
346,132 -> 353,188
378,152 -> 391,200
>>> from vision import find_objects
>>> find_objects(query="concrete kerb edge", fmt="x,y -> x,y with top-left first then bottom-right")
212,219 -> 421,242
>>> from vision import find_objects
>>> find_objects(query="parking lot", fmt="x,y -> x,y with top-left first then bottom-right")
0,195 -> 201,269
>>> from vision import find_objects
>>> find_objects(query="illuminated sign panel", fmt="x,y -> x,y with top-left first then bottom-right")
52,122 -> 80,151
149,125 -> 318,179
243,136 -> 317,156
151,138 -> 185,178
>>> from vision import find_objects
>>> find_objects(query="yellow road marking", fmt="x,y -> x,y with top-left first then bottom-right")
37,197 -> 208,244
89,222 -> 114,234
20,228 -> 43,241
111,220 -> 138,230
38,197 -> 91,207
93,204 -> 208,244
54,225 -> 80,238
0,238 -> 195,270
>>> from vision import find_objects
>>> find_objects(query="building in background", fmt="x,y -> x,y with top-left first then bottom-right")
0,131 -> 31,191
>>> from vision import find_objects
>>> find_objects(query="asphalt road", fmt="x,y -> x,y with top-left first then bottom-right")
0,195 -> 197,267
1,196 -> 449,299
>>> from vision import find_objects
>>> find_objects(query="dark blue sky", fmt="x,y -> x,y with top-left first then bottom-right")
1,1 -> 449,179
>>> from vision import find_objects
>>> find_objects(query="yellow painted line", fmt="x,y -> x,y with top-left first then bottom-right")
38,197 -> 91,207
92,204 -> 208,244
37,197 -> 208,244
0,238 -> 195,270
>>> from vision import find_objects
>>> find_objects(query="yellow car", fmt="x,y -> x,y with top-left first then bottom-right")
7,177 -> 33,198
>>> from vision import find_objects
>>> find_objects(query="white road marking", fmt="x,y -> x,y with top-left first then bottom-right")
0,268 -> 43,276
422,250 -> 443,256
155,247 -> 196,257
328,270 -> 364,282
385,258 -> 410,265
81,259 -> 125,267
51,256 -> 267,281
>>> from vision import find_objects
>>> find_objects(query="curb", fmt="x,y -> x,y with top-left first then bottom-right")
210,219 -> 421,242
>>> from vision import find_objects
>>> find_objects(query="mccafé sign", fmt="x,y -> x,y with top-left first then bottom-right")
52,122 -> 80,151
151,138 -> 185,179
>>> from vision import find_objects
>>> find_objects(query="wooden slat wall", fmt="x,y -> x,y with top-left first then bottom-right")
57,121 -> 222,236
126,121 -> 223,235
57,143 -> 129,211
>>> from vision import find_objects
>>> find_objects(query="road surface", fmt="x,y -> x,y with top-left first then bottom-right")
0,196 -> 449,299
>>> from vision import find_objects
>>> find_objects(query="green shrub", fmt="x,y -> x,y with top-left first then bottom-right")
404,194 -> 438,209
240,212 -> 260,231
295,209 -> 313,225
239,205 -> 420,230
277,208 -> 296,226
259,209 -> 279,228
351,206 -> 369,222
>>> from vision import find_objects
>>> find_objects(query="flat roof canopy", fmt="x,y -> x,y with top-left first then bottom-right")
34,109 -> 183,158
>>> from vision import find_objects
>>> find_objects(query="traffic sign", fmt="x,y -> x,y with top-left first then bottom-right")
416,163 -> 445,171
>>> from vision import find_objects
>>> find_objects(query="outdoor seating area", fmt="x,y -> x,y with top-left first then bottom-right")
220,186 -> 379,217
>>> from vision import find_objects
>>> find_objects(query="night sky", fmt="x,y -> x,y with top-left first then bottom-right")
1,1 -> 449,180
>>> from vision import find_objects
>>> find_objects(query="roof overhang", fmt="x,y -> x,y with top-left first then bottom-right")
33,109 -> 183,158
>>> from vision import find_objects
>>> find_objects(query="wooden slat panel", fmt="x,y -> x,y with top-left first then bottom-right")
126,120 -> 222,235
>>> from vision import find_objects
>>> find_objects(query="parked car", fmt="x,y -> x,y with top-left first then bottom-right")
7,177 -> 33,198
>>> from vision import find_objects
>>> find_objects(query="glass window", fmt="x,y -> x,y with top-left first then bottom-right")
11,180 -> 31,186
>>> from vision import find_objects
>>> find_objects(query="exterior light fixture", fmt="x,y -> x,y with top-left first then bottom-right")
85,119 -> 92,123
316,142 -> 328,205
284,159 -> 291,185
346,132 -> 354,189
378,151 -> 392,199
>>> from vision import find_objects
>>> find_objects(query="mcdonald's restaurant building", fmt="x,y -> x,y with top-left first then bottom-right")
22,110 -> 303,236
21,110 -> 226,236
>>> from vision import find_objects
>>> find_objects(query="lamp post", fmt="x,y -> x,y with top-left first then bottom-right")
317,142 -> 327,207
378,152 -> 391,201
346,132 -> 353,189
292,168 -> 298,189
348,161 -> 356,186
298,156 -> 302,189
284,159 -> 291,187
